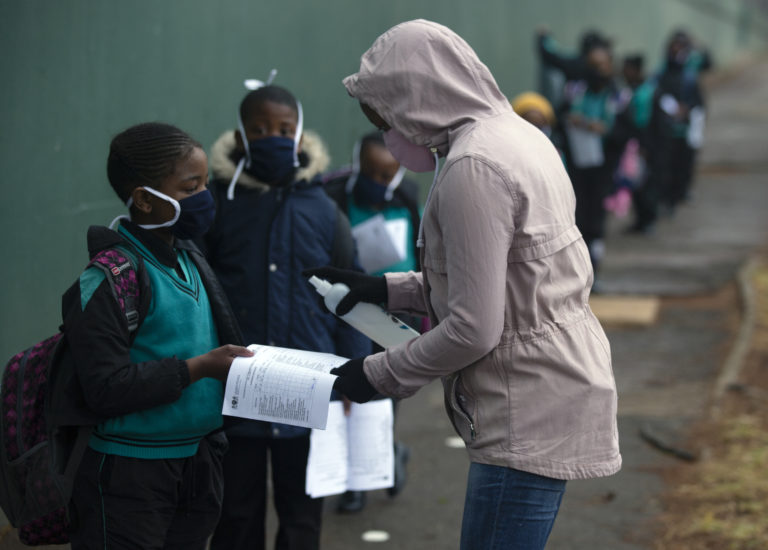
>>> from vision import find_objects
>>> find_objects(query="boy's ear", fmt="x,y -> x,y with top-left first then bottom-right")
130,187 -> 154,214
234,129 -> 244,152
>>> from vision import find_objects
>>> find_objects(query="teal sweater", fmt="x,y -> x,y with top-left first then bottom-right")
80,226 -> 222,458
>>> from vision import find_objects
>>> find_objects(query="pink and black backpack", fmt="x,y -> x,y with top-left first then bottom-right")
0,240 -> 145,545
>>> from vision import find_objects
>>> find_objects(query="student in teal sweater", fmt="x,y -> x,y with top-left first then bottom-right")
65,122 -> 252,549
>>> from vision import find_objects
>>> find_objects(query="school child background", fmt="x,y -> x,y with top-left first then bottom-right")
1,0 -> 765,363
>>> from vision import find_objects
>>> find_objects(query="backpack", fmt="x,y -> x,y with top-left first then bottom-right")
0,242 -> 145,545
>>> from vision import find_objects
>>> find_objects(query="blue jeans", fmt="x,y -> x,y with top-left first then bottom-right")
460,463 -> 566,550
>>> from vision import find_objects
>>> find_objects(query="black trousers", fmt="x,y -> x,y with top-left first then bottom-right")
210,435 -> 323,550
571,164 -> 613,247
69,436 -> 224,550
660,137 -> 697,209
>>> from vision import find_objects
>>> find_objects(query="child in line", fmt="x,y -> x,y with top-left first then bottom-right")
562,43 -> 619,282
204,84 -> 371,550
65,122 -> 252,549
510,91 -> 565,163
323,132 -> 418,513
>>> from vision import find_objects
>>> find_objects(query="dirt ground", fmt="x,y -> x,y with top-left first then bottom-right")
653,258 -> 768,549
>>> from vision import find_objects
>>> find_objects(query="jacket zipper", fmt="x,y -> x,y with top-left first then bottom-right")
264,188 -> 286,341
450,375 -> 476,441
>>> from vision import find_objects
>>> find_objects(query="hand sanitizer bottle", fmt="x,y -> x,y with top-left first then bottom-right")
308,276 -> 420,348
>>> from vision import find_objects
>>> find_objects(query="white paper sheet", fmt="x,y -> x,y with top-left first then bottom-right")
347,400 -> 394,491
306,401 -> 349,498
385,218 -> 408,264
306,400 -> 394,497
565,125 -> 604,168
222,345 -> 347,430
659,93 -> 680,116
351,214 -> 406,274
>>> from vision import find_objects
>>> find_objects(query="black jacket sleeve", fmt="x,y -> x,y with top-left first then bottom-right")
64,273 -> 190,419
537,34 -> 588,82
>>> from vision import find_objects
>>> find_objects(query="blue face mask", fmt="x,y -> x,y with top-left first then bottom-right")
353,174 -> 390,207
243,136 -> 297,186
173,189 -> 216,240
124,186 -> 216,240
226,98 -> 304,200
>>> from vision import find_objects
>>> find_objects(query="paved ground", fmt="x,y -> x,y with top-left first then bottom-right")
2,57 -> 767,550
317,56 -> 768,550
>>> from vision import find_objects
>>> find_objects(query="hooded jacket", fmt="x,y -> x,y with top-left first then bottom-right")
346,20 -> 621,480
204,129 -> 371,438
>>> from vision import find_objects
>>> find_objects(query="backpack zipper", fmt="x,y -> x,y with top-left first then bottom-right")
15,348 -> 32,455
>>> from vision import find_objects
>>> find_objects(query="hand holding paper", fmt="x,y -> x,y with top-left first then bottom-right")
330,357 -> 378,403
221,345 -> 347,430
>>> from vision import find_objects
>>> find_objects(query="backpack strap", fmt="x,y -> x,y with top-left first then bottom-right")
87,249 -> 143,333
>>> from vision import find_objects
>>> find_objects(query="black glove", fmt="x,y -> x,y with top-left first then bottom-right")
330,357 -> 378,403
303,266 -> 387,316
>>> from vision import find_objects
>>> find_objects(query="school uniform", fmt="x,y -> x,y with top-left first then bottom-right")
63,221 -> 243,549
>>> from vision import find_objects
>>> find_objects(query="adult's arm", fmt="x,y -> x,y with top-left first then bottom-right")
364,157 -> 513,398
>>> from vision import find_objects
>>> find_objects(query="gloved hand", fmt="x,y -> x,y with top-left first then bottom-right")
330,357 -> 378,403
303,266 -> 387,316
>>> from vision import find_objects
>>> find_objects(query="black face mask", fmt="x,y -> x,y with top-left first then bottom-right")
586,68 -> 611,90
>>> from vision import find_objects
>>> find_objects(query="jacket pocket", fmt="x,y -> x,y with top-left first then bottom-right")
448,373 -> 476,443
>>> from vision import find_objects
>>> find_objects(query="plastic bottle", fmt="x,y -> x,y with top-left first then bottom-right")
308,276 -> 420,348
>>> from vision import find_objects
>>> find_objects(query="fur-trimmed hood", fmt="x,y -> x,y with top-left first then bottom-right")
209,129 -> 331,192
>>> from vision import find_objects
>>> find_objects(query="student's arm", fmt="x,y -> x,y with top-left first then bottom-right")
66,270 -> 248,418
66,272 -> 190,418
363,158 -> 513,398
537,33 -> 586,81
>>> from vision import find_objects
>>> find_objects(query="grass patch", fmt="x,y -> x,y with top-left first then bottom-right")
656,262 -> 768,550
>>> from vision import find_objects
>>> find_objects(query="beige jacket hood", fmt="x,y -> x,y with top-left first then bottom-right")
344,19 -> 510,151
349,20 -> 621,481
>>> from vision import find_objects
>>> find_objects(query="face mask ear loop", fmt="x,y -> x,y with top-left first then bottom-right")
131,186 -> 182,229
227,157 -> 246,201
384,165 -> 407,202
111,196 -> 137,229
244,68 -> 278,90
293,101 -> 304,168
237,114 -> 251,167
345,140 -> 362,194
416,152 -> 440,248
109,214 -> 129,230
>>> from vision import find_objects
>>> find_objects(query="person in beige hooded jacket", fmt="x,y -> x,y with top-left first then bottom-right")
307,19 -> 621,549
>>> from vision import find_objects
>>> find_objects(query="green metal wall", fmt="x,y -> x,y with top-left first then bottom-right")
1,0 -> 765,360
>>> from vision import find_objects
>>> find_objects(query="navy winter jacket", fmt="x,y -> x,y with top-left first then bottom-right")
203,130 -> 371,438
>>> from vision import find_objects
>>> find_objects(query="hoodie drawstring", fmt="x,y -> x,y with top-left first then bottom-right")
416,151 -> 441,248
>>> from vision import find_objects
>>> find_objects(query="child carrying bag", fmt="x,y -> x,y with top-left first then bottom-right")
0,227 -> 147,545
